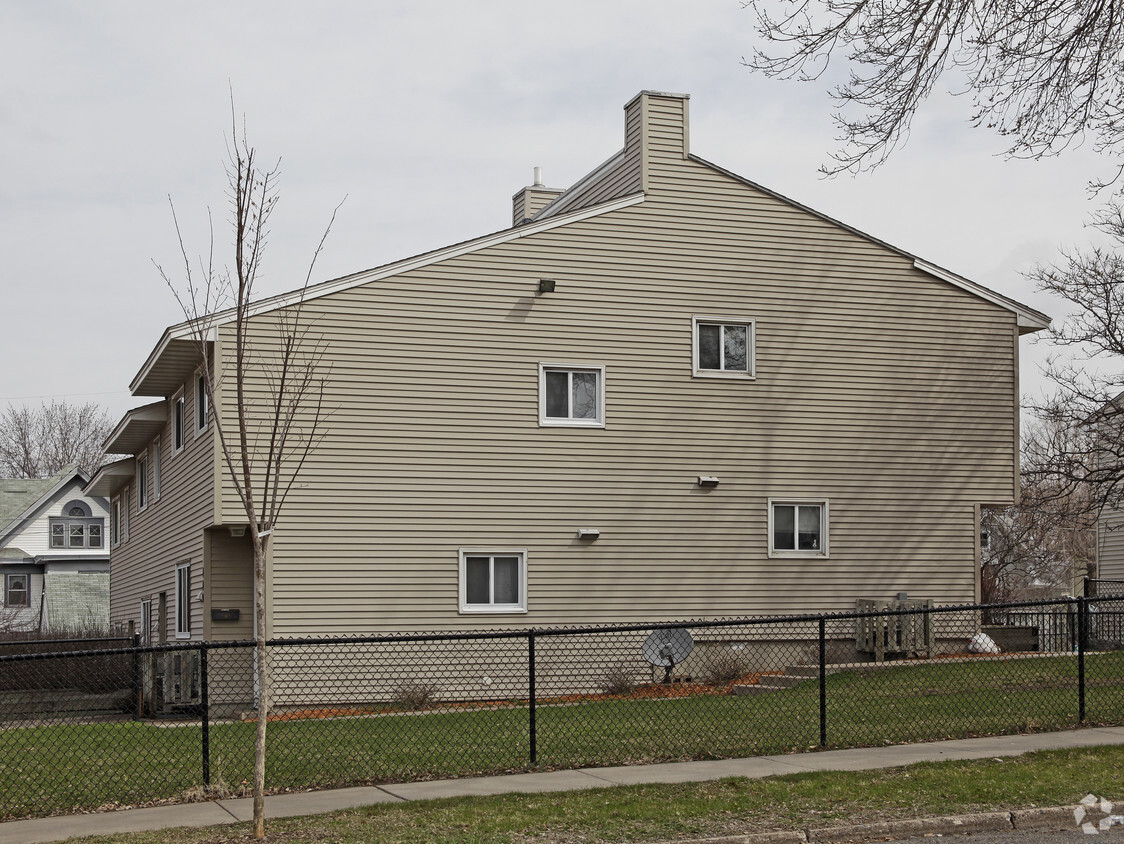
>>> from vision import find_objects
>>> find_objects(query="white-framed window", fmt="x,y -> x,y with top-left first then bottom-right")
172,390 -> 185,454
110,499 -> 121,547
538,364 -> 605,427
137,450 -> 149,511
140,599 -> 153,646
195,372 -> 209,434
152,436 -> 162,502
693,317 -> 755,378
4,573 -> 29,608
768,499 -> 829,557
459,549 -> 527,613
175,563 -> 192,638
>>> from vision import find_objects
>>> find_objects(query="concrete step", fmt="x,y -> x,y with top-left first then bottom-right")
760,674 -> 807,688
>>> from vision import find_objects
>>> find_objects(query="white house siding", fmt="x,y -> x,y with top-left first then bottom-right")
212,95 -> 1019,637
109,390 -> 214,641
4,481 -> 109,557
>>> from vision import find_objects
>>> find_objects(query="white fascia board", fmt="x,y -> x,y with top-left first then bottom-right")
128,192 -> 646,394
913,259 -> 1052,334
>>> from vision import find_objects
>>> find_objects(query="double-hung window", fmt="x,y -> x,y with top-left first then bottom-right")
459,550 -> 527,613
4,574 -> 29,608
768,499 -> 829,557
693,317 -> 755,378
539,364 -> 605,427
175,563 -> 192,638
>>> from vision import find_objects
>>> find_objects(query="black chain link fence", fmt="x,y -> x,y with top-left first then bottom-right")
2,593 -> 1123,820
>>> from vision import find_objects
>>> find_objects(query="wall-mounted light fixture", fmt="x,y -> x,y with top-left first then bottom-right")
577,528 -> 600,540
697,476 -> 720,488
538,278 -> 556,295
229,525 -> 246,538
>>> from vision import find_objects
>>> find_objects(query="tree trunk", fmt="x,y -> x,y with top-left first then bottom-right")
252,537 -> 268,838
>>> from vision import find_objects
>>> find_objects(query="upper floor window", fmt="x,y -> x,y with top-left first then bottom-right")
111,489 -> 129,547
137,451 -> 149,511
152,437 -> 162,502
195,373 -> 209,433
4,574 -> 29,608
50,501 -> 104,550
172,390 -> 185,454
768,499 -> 829,557
693,317 -> 755,378
539,364 -> 605,427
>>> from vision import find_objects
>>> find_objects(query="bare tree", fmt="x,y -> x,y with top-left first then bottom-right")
154,109 -> 338,839
982,440 -> 1096,606
0,401 -> 113,478
745,0 -> 1124,179
1021,204 -> 1124,520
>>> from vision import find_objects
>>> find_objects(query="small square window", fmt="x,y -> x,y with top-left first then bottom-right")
768,499 -> 829,557
539,364 -> 605,427
4,574 -> 29,608
693,317 -> 755,378
459,550 -> 527,613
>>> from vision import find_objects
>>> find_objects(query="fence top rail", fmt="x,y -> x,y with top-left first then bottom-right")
0,638 -> 255,663
0,636 -> 132,648
4,596 -> 1116,661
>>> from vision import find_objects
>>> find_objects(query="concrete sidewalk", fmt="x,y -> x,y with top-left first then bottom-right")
5,726 -> 1124,844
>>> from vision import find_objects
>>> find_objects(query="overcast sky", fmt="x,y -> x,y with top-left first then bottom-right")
1,1 -> 1113,422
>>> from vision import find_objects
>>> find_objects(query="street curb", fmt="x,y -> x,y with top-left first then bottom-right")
806,811 -> 1013,843
646,806 -> 1091,844
1011,806 -> 1079,829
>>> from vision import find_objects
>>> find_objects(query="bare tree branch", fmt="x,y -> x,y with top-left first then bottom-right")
0,401 -> 114,478
745,0 -> 1124,180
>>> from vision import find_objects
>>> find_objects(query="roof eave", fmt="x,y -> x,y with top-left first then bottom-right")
83,457 -> 136,499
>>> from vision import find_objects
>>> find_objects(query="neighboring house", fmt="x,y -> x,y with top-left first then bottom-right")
88,90 -> 1050,649
0,467 -> 110,633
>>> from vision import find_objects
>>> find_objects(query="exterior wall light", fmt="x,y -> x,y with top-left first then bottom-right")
577,528 -> 600,540
697,476 -> 719,488
538,278 -> 556,294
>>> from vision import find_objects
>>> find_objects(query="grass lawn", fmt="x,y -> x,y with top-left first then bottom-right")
3,650 -> 1123,820
47,743 -> 1124,844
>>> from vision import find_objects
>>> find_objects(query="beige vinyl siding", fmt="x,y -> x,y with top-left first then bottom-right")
1099,510 -> 1124,581
205,528 -> 253,640
110,385 -> 214,640
211,143 -> 1017,635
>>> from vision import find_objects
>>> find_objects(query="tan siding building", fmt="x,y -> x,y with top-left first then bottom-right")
91,91 -> 1048,647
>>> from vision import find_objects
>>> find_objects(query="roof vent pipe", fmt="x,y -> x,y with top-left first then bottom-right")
533,166 -> 543,187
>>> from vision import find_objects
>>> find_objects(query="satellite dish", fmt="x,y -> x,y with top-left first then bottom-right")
643,628 -> 694,682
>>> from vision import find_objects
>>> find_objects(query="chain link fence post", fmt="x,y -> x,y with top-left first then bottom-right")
818,616 -> 827,747
1078,596 -> 1087,723
528,628 -> 537,765
130,633 -> 140,721
200,645 -> 210,786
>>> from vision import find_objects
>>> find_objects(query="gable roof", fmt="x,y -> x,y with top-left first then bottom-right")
127,90 -> 1050,399
0,466 -> 90,545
